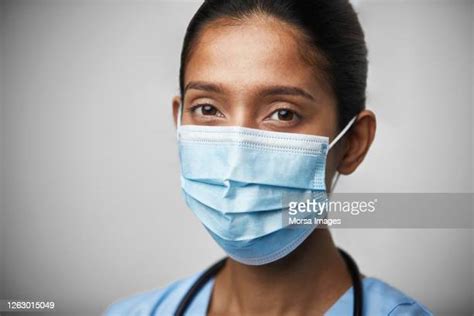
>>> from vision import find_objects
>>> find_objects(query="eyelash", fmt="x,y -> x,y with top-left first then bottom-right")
265,107 -> 301,124
189,103 -> 225,117
188,104 -> 302,123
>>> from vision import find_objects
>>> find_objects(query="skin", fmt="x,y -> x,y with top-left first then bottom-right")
172,14 -> 376,316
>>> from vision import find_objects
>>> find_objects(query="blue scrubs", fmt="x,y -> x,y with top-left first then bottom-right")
104,271 -> 432,315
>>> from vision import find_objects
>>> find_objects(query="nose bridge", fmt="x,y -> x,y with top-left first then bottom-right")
228,93 -> 259,129
231,108 -> 257,128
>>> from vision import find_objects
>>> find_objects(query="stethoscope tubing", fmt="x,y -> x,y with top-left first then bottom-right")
173,248 -> 363,316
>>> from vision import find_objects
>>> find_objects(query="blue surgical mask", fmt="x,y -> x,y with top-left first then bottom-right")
177,107 -> 356,265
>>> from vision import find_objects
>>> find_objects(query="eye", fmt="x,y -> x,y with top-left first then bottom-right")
268,109 -> 297,122
191,104 -> 224,117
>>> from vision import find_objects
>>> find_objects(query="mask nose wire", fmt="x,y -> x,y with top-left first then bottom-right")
327,115 -> 358,193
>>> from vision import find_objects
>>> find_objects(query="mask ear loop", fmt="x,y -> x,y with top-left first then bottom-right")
176,100 -> 183,139
328,116 -> 357,151
329,172 -> 341,193
328,116 -> 358,193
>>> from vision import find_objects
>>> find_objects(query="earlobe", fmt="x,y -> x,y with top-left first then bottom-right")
337,110 -> 376,175
172,95 -> 182,127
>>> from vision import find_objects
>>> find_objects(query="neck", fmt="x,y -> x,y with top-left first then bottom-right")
208,228 -> 353,316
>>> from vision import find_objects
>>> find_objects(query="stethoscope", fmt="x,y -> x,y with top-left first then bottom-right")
174,248 -> 363,316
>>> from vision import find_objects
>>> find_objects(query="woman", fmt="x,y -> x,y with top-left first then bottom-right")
106,0 -> 432,315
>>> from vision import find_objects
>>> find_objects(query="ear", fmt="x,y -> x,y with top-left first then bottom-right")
172,95 -> 182,127
337,110 -> 376,175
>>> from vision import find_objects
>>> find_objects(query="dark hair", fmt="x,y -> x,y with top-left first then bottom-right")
179,0 -> 368,130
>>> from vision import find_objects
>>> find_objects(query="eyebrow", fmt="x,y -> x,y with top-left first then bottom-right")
258,85 -> 315,101
184,81 -> 315,101
184,81 -> 225,94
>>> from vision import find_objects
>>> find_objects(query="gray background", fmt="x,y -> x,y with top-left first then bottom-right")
0,0 -> 473,315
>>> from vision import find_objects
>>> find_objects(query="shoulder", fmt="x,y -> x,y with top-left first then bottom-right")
103,272 -> 201,316
103,274 -> 433,316
362,277 -> 433,316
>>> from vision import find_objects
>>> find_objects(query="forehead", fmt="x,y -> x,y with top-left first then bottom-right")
185,16 -> 325,92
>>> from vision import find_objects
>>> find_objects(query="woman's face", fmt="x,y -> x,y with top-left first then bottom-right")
173,15 -> 372,188
179,16 -> 338,139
